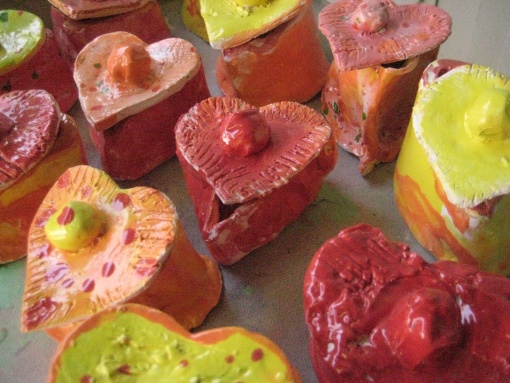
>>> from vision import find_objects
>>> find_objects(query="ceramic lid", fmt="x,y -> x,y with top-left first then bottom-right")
47,303 -> 302,383
74,31 -> 201,132
21,165 -> 177,332
318,0 -> 451,70
176,96 -> 332,205
200,0 -> 310,49
414,64 -> 510,208
0,10 -> 45,76
47,0 -> 150,20
0,89 -> 60,191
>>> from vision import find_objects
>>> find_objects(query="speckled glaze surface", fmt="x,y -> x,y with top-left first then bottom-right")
48,304 -> 302,383
21,165 -> 222,339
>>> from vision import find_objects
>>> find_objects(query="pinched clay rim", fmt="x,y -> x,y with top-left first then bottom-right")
413,64 -> 510,209
318,0 -> 451,71
74,32 -> 201,132
201,0 -> 311,49
48,303 -> 303,383
47,0 -> 150,20
0,90 -> 60,191
0,10 -> 46,76
176,97 -> 332,205
21,165 -> 177,332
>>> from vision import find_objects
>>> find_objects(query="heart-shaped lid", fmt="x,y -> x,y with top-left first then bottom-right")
0,89 -> 60,191
47,303 -> 302,383
319,0 -> 451,71
74,32 -> 201,132
200,0 -> 310,49
0,10 -> 45,76
176,97 -> 333,205
304,224 -> 510,379
21,165 -> 177,332
47,0 -> 150,20
413,64 -> 510,208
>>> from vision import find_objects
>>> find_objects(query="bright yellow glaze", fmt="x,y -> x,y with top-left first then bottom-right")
200,0 -> 305,48
464,88 -> 510,142
56,311 -> 296,383
414,64 -> 510,208
45,201 -> 102,252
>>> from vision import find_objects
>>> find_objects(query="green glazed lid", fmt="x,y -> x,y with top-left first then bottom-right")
414,64 -> 510,208
0,10 -> 45,76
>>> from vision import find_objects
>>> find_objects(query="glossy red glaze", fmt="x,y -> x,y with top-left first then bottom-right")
50,1 -> 171,68
304,224 -> 510,383
88,65 -> 210,180
221,109 -> 271,157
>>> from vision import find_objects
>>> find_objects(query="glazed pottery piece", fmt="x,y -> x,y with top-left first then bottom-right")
0,89 -> 86,264
215,3 -> 330,106
176,96 -> 337,265
319,0 -> 451,174
50,0 -> 170,68
181,0 -> 209,42
0,10 -> 78,112
394,61 -> 510,275
304,224 -> 510,382
21,165 -> 222,341
200,0 -> 310,49
74,31 -> 210,180
48,0 -> 150,19
47,303 -> 302,383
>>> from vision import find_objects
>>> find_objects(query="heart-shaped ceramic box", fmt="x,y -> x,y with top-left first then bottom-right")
0,10 -> 77,113
215,3 -> 330,107
21,165 -> 222,341
394,61 -> 510,275
0,89 -> 86,264
47,303 -> 302,383
74,31 -> 210,180
304,224 -> 510,382
176,96 -> 338,265
319,0 -> 451,175
50,0 -> 171,69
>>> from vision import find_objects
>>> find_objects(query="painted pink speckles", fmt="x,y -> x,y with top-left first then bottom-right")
34,243 -> 51,258
225,355 -> 235,364
56,171 -> 72,189
23,297 -> 59,330
80,375 -> 93,383
82,278 -> 95,293
251,348 -> 264,362
112,193 -> 131,211
180,359 -> 189,367
46,262 -> 69,283
122,228 -> 136,245
117,364 -> 131,375
133,257 -> 158,277
57,205 -> 75,225
35,208 -> 56,228
62,278 -> 74,288
102,261 -> 115,277
81,186 -> 93,198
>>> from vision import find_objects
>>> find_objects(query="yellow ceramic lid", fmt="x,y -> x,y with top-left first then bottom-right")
0,10 -> 45,76
200,0 -> 310,49
414,64 -> 510,208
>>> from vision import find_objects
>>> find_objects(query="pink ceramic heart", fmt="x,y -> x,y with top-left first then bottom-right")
74,32 -> 201,132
